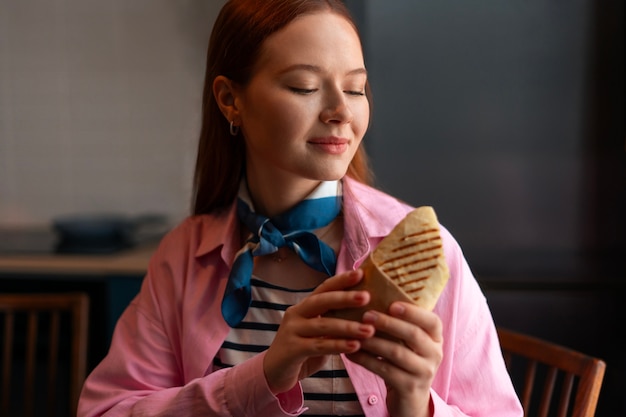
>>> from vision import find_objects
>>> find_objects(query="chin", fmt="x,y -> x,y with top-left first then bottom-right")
295,160 -> 352,182
307,169 -> 349,182
296,173 -> 339,183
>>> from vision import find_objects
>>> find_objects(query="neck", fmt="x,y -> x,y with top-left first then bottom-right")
245,174 -> 322,218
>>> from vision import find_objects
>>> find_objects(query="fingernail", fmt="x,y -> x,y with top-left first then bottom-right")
346,340 -> 360,350
389,303 -> 405,315
353,291 -> 367,302
358,324 -> 373,335
362,310 -> 378,323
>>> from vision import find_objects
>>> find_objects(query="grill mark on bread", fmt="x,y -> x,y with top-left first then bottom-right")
324,208 -> 449,328
404,287 -> 425,298
382,262 -> 437,284
396,275 -> 430,287
391,236 -> 442,253
378,248 -> 443,270
400,229 -> 439,241
381,256 -> 440,275
367,206 -> 450,313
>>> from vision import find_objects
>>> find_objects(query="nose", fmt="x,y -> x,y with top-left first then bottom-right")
320,87 -> 353,124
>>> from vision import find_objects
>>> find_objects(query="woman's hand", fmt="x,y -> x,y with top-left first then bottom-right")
346,302 -> 443,417
263,269 -> 376,394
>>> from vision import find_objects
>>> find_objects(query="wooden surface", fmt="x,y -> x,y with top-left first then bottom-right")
498,327 -> 606,417
0,292 -> 89,416
0,244 -> 157,276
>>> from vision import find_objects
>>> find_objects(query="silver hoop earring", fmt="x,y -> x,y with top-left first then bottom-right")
229,121 -> 239,136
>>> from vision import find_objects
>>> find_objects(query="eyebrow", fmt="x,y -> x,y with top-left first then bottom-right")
279,64 -> 367,77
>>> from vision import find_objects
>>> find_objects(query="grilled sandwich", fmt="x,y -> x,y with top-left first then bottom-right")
326,206 -> 450,336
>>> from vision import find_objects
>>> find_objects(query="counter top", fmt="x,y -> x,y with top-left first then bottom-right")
0,243 -> 157,276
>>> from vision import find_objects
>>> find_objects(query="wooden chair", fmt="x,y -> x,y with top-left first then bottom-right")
497,327 -> 606,417
0,293 -> 89,417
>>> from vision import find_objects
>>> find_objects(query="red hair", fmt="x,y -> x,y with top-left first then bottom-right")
192,0 -> 373,215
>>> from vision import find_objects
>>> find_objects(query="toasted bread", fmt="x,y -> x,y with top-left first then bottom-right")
326,207 -> 449,334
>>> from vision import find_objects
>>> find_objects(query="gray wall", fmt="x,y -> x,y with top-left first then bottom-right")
0,0 -> 225,226
353,3 -> 624,415
3,1 -> 621,276
356,0 -> 624,279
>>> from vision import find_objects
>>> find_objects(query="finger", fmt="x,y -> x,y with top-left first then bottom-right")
346,349 -> 431,396
312,269 -> 364,295
345,347 -> 422,383
304,338 -> 364,356
388,302 -> 443,342
347,335 -> 437,384
295,288 -> 370,319
356,334 -> 421,375
293,315 -> 375,340
361,309 -> 440,357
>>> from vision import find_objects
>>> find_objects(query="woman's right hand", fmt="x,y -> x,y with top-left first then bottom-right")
263,269 -> 375,394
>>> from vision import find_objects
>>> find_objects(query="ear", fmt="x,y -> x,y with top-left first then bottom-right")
213,75 -> 241,124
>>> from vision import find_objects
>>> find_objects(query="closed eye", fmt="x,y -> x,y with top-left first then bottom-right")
289,87 -> 317,95
345,90 -> 365,96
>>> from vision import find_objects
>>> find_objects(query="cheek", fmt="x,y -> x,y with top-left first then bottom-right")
353,101 -> 370,138
252,96 -> 305,136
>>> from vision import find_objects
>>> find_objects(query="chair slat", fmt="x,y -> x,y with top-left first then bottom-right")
47,310 -> 61,417
538,366 -> 557,417
1,312 -> 14,415
70,298 -> 89,416
556,372 -> 575,417
521,359 -> 537,412
498,327 -> 606,417
25,311 -> 39,417
0,293 -> 90,417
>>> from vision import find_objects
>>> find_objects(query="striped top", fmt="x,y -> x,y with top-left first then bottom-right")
213,278 -> 365,416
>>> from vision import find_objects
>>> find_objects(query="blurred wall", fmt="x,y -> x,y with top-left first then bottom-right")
1,0 -> 623,415
356,0 -> 624,281
349,1 -> 624,415
0,0 -> 226,226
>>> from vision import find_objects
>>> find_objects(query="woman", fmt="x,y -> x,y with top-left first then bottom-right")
78,1 -> 523,416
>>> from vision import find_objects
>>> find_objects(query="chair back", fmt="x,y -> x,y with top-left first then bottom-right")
0,292 -> 89,417
497,327 -> 606,417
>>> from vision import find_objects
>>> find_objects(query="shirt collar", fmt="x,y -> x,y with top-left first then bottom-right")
340,176 -> 413,268
193,176 -> 412,268
193,202 -> 241,265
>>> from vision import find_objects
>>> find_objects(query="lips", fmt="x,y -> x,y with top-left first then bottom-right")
308,136 -> 350,155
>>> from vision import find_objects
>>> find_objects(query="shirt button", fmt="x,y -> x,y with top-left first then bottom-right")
367,395 -> 378,405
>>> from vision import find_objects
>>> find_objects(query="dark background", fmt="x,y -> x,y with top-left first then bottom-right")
346,1 -> 624,416
1,1 -> 622,415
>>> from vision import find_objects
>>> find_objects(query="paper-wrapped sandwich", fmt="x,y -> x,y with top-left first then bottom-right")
326,206 -> 450,336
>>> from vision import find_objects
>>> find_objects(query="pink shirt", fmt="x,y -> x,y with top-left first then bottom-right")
78,177 -> 523,417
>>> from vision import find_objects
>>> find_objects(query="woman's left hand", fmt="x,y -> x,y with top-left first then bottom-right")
345,301 -> 443,417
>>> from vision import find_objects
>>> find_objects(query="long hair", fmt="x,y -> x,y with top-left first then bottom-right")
192,0 -> 374,215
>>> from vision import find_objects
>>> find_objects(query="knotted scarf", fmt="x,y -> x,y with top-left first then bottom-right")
221,180 -> 342,327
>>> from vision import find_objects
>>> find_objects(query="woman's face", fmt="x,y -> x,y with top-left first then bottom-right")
235,12 -> 370,191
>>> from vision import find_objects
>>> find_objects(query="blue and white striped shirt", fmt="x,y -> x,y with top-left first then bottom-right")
214,277 -> 365,417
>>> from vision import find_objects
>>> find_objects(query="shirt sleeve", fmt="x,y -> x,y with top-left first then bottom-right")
77,224 -> 307,417
427,227 -> 523,417
345,227 -> 523,417
77,306 -> 305,416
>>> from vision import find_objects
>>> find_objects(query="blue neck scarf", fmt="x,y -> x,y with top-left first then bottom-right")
221,180 -> 342,327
